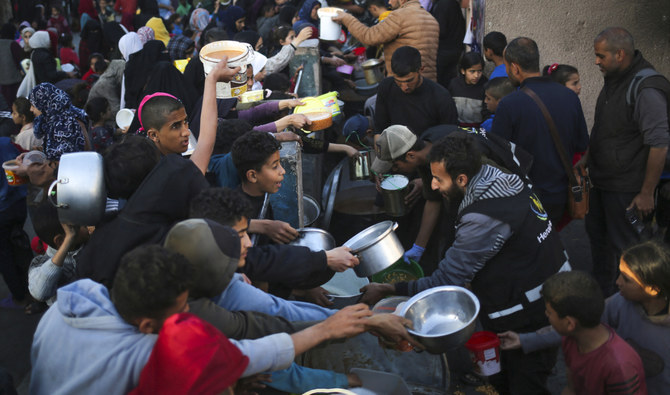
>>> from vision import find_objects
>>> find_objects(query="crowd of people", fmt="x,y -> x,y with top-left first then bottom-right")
0,0 -> 669,394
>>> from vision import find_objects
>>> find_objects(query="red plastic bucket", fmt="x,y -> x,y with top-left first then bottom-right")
465,331 -> 501,376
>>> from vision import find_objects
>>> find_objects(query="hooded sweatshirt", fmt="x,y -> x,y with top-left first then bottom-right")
30,279 -> 157,395
30,279 -> 297,395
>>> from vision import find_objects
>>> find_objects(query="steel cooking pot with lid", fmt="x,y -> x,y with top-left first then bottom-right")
344,221 -> 404,277
48,152 -> 106,226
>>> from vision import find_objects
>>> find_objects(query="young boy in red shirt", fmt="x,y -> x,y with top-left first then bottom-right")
541,271 -> 647,395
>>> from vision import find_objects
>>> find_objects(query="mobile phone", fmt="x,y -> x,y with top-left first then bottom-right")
625,207 -> 645,234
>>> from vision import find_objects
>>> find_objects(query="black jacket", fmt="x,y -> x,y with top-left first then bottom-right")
76,155 -> 209,288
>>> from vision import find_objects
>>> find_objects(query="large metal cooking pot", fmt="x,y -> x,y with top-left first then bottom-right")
48,152 -> 106,226
399,286 -> 480,354
344,221 -> 403,277
289,228 -> 335,252
361,58 -> 384,85
321,268 -> 369,309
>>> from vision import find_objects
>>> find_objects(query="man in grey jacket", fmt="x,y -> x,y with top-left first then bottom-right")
361,133 -> 570,395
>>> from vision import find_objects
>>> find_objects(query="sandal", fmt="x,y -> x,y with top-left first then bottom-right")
24,301 -> 48,315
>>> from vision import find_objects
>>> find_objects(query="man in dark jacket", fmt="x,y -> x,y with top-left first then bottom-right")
492,37 -> 589,225
581,27 -> 670,296
362,134 -> 570,395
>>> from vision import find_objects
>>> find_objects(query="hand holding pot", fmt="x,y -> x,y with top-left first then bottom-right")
325,246 -> 359,272
264,220 -> 299,244
206,55 -> 242,84
331,11 -> 346,23
365,314 -> 424,350
293,286 -> 333,307
359,283 -> 395,306
404,178 -> 423,206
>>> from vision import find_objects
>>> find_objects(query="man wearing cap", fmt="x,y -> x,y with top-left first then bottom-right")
371,124 -> 459,271
362,133 -> 570,395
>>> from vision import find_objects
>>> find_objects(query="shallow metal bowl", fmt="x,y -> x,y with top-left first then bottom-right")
289,228 -> 335,252
399,286 -> 480,354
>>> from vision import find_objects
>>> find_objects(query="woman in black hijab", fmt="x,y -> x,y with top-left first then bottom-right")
123,40 -> 170,109
79,20 -> 105,73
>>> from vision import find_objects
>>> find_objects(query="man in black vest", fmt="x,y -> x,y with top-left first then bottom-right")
580,27 -> 670,296
362,134 -> 570,395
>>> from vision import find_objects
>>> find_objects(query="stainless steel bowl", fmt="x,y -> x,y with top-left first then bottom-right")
289,228 -> 336,252
321,268 -> 369,309
399,286 -> 480,354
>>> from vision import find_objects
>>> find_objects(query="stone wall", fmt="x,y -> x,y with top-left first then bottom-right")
485,0 -> 670,128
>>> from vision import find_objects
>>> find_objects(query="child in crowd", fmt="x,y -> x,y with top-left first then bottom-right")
366,0 -> 391,22
58,33 -> 79,68
208,119 -> 254,188
11,97 -> 41,151
448,51 -> 488,128
231,130 -> 299,244
483,31 -> 507,79
540,271 -> 647,395
81,53 -> 108,83
27,200 -> 89,307
500,240 -> 670,394
543,63 -> 581,96
47,4 -> 70,35
85,97 -> 115,152
481,77 -> 514,132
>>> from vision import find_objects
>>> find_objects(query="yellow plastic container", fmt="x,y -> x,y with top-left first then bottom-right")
316,91 -> 341,116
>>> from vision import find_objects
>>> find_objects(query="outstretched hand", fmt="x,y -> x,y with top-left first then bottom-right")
207,55 -> 241,83
498,331 -> 522,350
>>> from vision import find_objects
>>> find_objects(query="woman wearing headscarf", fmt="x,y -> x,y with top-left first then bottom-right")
294,0 -> 320,30
217,6 -> 246,38
102,22 -> 128,59
189,8 -> 211,45
30,83 -> 89,161
88,59 -> 126,114
136,26 -> 155,44
141,61 -> 199,114
145,17 -> 170,46
29,31 -> 68,85
20,26 -> 35,52
79,20 -> 105,74
118,32 -> 144,109
123,40 -> 170,109
167,35 -> 195,62
118,32 -> 143,61
0,24 -> 23,104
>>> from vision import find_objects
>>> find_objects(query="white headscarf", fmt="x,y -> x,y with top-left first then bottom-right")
28,31 -> 51,50
118,32 -> 143,61
250,52 -> 267,79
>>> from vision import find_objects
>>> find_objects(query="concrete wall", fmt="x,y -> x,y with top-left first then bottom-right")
485,0 -> 670,128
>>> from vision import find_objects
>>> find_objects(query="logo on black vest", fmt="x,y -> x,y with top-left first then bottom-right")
529,194 -> 548,221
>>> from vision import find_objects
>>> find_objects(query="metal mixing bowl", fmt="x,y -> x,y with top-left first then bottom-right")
399,286 -> 480,354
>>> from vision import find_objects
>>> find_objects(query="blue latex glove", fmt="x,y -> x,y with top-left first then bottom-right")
403,243 -> 425,264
